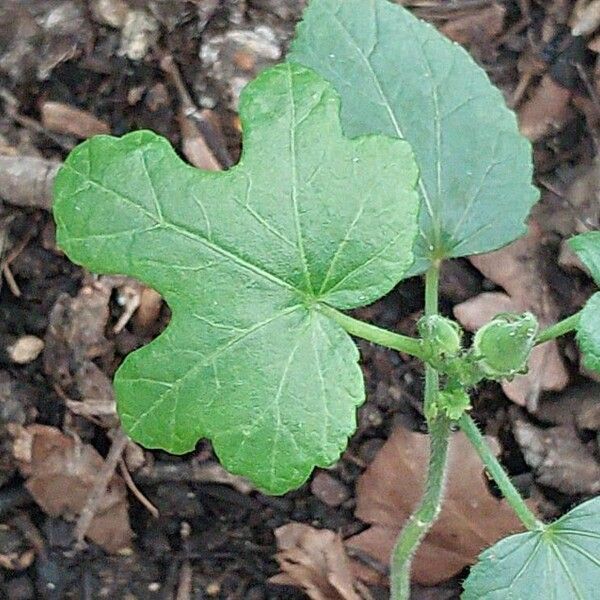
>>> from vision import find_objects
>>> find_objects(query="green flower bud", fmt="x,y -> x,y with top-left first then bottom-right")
418,315 -> 463,361
472,312 -> 538,380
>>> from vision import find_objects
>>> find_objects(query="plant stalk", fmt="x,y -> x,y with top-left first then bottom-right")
320,305 -> 425,360
535,311 -> 581,345
390,414 -> 451,599
390,262 -> 451,600
458,414 -> 543,531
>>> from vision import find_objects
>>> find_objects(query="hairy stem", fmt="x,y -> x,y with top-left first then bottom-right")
320,305 -> 425,360
390,263 -> 451,600
458,414 -> 542,531
536,311 -> 581,345
390,415 -> 451,599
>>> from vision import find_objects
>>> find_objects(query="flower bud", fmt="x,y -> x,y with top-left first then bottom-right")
472,312 -> 538,379
418,315 -> 462,361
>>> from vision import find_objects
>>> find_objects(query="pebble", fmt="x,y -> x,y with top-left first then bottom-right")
119,9 -> 159,61
310,471 -> 350,507
200,26 -> 282,109
7,335 -> 44,364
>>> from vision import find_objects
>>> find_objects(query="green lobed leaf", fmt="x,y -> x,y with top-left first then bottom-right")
569,231 -> 600,285
288,0 -> 539,275
576,293 -> 600,374
463,496 -> 600,599
52,63 -> 420,493
569,233 -> 600,375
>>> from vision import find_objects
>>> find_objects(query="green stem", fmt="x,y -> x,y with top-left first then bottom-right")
424,262 -> 439,317
423,264 -> 440,418
390,415 -> 451,599
458,414 -> 543,531
391,263 -> 451,600
319,305 -> 425,360
535,311 -> 581,345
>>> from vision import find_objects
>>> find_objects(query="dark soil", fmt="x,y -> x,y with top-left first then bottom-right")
0,1 -> 599,599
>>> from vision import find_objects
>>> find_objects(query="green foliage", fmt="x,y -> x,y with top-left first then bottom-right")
471,312 -> 538,380
288,0 -> 539,275
569,231 -> 600,282
463,496 -> 600,599
570,232 -> 600,374
577,293 -> 600,374
53,62 -> 420,493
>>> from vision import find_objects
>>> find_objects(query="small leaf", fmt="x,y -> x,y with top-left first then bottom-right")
569,231 -> 600,285
569,233 -> 600,375
576,293 -> 600,374
289,0 -> 539,275
53,63 -> 419,493
463,496 -> 600,599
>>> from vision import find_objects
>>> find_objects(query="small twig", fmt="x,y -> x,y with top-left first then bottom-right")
175,561 -> 193,600
2,264 -> 20,297
0,155 -> 61,210
119,458 -> 159,518
74,428 -> 129,549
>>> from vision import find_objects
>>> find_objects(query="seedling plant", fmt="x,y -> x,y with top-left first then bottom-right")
52,0 -> 600,597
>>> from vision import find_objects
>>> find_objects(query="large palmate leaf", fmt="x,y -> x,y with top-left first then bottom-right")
569,232 -> 600,374
289,0 -> 539,275
463,496 -> 600,599
53,63 -> 419,493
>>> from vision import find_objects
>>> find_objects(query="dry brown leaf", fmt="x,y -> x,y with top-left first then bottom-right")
454,226 -> 569,409
13,424 -> 132,553
518,74 -> 572,141
270,523 -> 361,600
347,426 -> 530,586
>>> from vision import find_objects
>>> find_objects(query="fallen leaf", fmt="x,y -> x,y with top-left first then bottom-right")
270,523 -> 361,600
513,419 -> 600,495
454,226 -> 569,409
347,426 -> 529,586
12,424 -> 132,553
518,74 -> 572,141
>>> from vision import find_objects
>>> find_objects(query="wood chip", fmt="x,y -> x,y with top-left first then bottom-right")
40,101 -> 110,138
